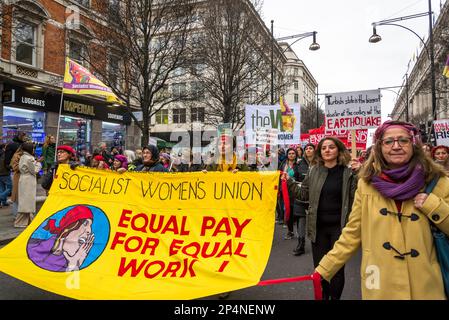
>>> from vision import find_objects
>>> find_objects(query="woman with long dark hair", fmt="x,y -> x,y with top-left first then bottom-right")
284,137 -> 358,299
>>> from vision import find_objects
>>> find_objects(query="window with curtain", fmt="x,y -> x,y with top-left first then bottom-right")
16,20 -> 36,66
191,107 -> 205,122
155,109 -> 169,124
173,108 -> 186,124
69,40 -> 86,65
73,0 -> 90,7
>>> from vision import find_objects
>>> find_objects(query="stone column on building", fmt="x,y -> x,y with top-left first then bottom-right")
45,112 -> 60,138
127,122 -> 142,150
91,119 -> 103,151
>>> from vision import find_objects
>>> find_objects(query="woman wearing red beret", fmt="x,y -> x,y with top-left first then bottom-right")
91,155 -> 110,170
41,145 -> 78,191
432,145 -> 449,172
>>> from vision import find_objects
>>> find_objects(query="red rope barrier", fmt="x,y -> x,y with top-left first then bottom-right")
258,273 -> 322,300
273,174 -> 322,300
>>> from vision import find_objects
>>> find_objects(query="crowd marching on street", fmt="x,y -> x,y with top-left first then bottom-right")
0,119 -> 449,300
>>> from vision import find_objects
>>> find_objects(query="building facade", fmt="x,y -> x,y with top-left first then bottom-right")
280,42 -> 318,109
0,0 -> 139,160
149,0 -> 291,148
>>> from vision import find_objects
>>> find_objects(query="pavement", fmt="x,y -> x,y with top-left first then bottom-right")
0,182 -> 47,245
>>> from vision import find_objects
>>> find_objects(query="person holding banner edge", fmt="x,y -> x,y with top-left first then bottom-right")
283,137 -> 357,299
313,120 -> 449,299
41,146 -> 78,191
279,148 -> 300,240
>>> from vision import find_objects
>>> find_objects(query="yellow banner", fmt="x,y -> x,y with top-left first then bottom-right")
0,166 -> 278,300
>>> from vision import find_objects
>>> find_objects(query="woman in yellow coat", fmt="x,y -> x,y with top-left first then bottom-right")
315,120 -> 449,299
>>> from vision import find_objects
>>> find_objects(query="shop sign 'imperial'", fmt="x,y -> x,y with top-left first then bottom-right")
63,100 -> 95,116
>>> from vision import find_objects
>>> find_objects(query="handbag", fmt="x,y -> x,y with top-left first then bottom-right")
425,176 -> 449,298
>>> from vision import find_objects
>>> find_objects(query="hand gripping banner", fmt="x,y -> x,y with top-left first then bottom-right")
0,166 -> 278,300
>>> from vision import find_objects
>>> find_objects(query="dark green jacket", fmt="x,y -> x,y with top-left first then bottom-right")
42,144 -> 55,170
288,164 -> 358,242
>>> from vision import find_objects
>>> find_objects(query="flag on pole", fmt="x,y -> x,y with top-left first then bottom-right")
63,58 -> 123,105
280,96 -> 296,133
443,55 -> 449,78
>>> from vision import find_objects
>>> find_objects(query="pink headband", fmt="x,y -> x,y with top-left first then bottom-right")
373,121 -> 420,144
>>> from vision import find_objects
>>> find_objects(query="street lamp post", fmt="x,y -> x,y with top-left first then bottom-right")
379,85 -> 409,121
368,0 -> 437,121
271,20 -> 274,105
405,73 -> 410,122
270,23 -> 320,105
316,84 -> 319,128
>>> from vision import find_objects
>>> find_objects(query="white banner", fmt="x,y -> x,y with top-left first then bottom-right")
433,119 -> 449,146
245,104 -> 301,146
325,90 -> 382,130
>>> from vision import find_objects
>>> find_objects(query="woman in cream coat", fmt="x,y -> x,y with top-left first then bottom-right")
14,142 -> 41,228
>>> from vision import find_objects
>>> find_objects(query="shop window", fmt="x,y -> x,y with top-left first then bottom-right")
102,122 -> 126,152
155,109 -> 169,124
59,116 -> 92,160
2,107 -> 45,145
173,108 -> 186,124
15,20 -> 36,66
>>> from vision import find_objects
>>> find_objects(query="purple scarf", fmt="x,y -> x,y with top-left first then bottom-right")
371,165 -> 425,201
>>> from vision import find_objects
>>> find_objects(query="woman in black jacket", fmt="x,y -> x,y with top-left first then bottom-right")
283,137 -> 357,300
292,143 -> 316,256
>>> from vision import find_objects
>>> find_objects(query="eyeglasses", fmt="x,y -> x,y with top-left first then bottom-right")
381,136 -> 412,147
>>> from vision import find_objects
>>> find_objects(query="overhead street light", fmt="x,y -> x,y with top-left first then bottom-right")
368,2 -> 437,122
368,26 -> 382,43
270,22 -> 320,105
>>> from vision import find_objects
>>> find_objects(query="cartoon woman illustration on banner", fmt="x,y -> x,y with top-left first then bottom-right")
27,205 -> 109,272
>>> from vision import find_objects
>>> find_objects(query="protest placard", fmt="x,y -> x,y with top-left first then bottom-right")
324,90 -> 382,131
245,102 -> 301,146
433,119 -> 449,146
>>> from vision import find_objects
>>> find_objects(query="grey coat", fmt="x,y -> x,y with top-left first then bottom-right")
288,165 -> 358,242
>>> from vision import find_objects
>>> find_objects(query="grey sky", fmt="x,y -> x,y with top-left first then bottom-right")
261,0 -> 443,123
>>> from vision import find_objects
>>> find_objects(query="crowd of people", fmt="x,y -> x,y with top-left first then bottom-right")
0,119 -> 448,300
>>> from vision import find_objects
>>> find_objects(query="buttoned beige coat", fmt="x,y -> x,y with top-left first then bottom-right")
316,177 -> 449,300
18,152 -> 41,213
